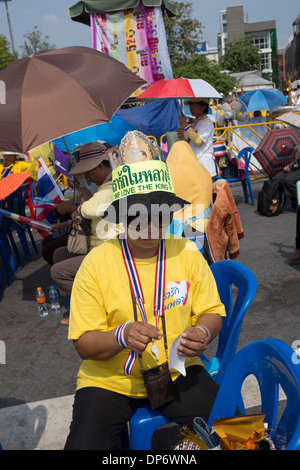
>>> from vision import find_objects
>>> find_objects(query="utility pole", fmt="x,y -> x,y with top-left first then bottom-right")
0,0 -> 16,55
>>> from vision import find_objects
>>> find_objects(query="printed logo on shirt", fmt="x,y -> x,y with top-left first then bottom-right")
164,280 -> 190,310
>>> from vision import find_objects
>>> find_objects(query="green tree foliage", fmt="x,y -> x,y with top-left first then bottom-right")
163,1 -> 203,70
20,26 -> 56,57
175,55 -> 236,97
220,35 -> 261,73
0,34 -> 17,70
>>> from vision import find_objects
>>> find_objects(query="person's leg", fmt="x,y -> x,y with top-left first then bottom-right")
64,387 -> 141,450
157,365 -> 218,426
284,169 -> 300,199
52,246 -> 75,265
50,254 -> 85,296
290,205 -> 300,264
274,170 -> 288,191
41,235 -> 68,266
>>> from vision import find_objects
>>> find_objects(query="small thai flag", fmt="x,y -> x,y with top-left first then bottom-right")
34,158 -> 64,237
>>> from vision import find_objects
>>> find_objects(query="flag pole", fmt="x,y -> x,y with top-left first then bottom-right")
0,207 -> 52,232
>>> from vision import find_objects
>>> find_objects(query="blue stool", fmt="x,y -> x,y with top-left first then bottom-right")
129,405 -> 171,450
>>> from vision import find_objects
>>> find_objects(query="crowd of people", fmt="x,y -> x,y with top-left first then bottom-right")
1,95 -> 299,449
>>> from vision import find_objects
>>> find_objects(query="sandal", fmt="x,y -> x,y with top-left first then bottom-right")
60,317 -> 69,326
269,199 -> 278,214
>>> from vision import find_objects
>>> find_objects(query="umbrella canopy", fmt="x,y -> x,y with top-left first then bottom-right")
52,114 -> 135,153
239,89 -> 287,112
276,112 -> 300,129
68,0 -> 177,25
253,127 -> 300,177
137,77 -> 222,100
0,46 -> 145,154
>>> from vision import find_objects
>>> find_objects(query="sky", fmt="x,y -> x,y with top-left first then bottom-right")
0,0 -> 299,55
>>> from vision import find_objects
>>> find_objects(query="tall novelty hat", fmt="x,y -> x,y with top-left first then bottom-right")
104,130 -> 190,223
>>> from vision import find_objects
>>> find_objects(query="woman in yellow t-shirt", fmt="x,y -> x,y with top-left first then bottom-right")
64,132 -> 226,450
0,152 -> 38,181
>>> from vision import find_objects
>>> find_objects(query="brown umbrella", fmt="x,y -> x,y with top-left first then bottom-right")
0,46 -> 145,153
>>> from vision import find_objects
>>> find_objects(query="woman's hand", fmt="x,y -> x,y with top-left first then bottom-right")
178,314 -> 223,357
177,127 -> 185,140
71,210 -> 81,222
177,326 -> 208,357
124,321 -> 162,354
50,221 -> 69,232
54,201 -> 77,214
178,115 -> 188,127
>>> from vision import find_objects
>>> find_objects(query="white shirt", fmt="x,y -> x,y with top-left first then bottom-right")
188,116 -> 216,177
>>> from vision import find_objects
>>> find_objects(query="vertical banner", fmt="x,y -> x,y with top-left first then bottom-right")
91,3 -> 173,94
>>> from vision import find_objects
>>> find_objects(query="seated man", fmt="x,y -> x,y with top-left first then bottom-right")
50,141 -> 122,325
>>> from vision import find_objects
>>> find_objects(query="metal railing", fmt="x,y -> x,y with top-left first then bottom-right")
159,119 -> 294,181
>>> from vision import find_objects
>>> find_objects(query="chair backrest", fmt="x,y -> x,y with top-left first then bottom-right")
210,260 -> 257,384
237,146 -> 254,179
208,338 -> 300,450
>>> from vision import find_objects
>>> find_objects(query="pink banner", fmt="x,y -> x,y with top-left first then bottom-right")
90,4 -> 173,86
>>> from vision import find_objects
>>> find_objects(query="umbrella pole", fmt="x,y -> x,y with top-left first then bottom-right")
178,98 -> 186,117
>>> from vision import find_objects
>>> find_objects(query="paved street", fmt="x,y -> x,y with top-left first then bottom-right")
0,178 -> 299,449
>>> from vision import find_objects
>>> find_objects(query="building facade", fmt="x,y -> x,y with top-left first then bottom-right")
218,5 -> 279,87
285,15 -> 300,83
195,41 -> 218,63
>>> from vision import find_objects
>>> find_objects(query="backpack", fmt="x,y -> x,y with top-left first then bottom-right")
257,178 -> 281,217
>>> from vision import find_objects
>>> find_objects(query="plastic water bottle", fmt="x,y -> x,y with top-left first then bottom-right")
49,285 -> 61,315
36,287 -> 48,317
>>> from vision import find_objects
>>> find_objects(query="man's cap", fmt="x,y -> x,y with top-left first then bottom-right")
68,142 -> 112,176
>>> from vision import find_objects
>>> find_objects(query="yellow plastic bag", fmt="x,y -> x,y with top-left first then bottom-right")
213,413 -> 267,450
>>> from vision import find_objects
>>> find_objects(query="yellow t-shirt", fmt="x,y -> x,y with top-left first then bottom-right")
68,237 -> 226,397
0,160 -> 38,181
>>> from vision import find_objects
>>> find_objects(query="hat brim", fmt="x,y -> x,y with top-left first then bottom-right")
184,98 -> 209,105
68,154 -> 110,176
104,192 -> 190,224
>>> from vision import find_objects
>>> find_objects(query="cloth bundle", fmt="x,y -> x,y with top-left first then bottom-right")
173,414 -> 275,451
206,179 -> 244,262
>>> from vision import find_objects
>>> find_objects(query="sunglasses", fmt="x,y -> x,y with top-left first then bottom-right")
127,213 -> 173,230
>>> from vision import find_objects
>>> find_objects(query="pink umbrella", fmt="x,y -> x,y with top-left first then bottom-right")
137,77 -> 222,100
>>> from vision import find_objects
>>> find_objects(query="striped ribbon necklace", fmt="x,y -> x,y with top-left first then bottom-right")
1,164 -> 14,178
121,238 -> 166,376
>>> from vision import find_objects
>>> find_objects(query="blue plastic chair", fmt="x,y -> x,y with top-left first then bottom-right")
215,147 -> 255,205
0,202 -> 18,286
208,338 -> 300,450
201,260 -> 257,385
16,183 -> 38,255
127,260 -> 257,449
128,406 -> 171,450
0,242 -> 5,294
5,184 -> 38,262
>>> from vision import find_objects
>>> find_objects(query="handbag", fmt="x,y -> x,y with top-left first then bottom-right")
67,218 -> 90,255
130,290 -> 177,409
